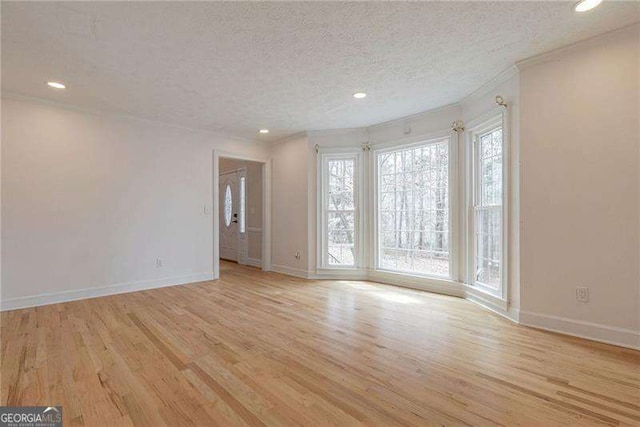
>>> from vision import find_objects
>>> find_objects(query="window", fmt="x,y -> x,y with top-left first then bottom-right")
314,111 -> 509,302
239,176 -> 246,234
321,156 -> 357,268
377,139 -> 450,278
224,184 -> 232,227
472,125 -> 503,291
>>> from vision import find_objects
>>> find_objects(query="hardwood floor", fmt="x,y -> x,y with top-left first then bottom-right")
2,262 -> 639,426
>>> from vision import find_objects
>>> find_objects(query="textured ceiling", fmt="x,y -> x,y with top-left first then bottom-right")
2,2 -> 639,142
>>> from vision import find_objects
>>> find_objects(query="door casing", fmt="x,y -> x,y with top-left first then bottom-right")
213,151 -> 271,279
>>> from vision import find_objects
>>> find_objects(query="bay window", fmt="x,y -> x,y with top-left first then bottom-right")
315,110 -> 507,301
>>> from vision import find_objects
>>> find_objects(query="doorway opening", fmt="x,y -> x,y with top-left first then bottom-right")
218,156 -> 266,278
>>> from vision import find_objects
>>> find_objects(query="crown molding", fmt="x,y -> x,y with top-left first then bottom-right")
1,91 -> 262,145
367,102 -> 461,131
516,22 -> 639,72
306,127 -> 367,137
461,65 -> 519,106
269,131 -> 309,146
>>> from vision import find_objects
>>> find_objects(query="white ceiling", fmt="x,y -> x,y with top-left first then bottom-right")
2,2 -> 639,142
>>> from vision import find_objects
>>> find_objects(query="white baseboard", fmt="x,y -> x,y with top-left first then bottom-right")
0,272 -> 215,311
5,266 -> 638,351
310,269 -> 368,280
519,310 -> 640,350
273,268 -> 637,350
367,270 -> 465,298
270,264 -> 312,279
464,286 -> 520,323
245,258 -> 263,268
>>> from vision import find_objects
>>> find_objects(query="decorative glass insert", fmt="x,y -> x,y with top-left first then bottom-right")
224,184 -> 233,227
239,176 -> 246,234
377,139 -> 450,277
474,127 -> 503,289
326,158 -> 356,266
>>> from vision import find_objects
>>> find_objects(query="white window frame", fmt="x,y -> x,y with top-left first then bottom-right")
465,109 -> 509,300
372,135 -> 457,281
317,150 -> 363,270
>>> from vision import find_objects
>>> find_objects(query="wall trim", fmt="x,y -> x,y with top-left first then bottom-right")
245,258 -> 263,268
464,284 -> 507,310
311,269 -> 368,280
269,131 -> 308,146
0,272 -> 214,312
515,22 -> 639,72
307,128 -> 366,138
271,268 -> 637,350
1,92 -> 260,145
465,289 -> 519,323
270,264 -> 312,279
367,270 -> 465,298
461,65 -> 519,105
519,310 -> 640,351
212,150 -> 272,279
4,265 -> 637,350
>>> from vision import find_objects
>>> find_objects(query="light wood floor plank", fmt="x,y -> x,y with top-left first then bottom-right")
2,261 -> 639,426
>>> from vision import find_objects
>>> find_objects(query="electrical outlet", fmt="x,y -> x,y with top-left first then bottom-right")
156,258 -> 163,268
576,287 -> 589,302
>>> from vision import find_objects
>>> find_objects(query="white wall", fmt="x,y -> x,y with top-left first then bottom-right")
246,162 -> 264,262
518,25 -> 639,347
1,96 -> 269,309
367,104 -> 461,146
270,134 -> 311,276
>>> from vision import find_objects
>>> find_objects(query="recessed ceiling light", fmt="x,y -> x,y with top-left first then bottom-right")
574,0 -> 602,12
259,129 -> 269,134
353,92 -> 367,99
46,81 -> 66,89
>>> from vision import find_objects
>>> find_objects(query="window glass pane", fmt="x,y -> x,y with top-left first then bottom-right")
377,140 -> 450,277
326,158 -> 356,267
474,127 -> 503,289
239,176 -> 246,233
224,184 -> 232,227
379,153 -> 395,175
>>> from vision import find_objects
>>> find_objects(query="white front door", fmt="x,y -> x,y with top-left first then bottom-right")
220,171 -> 239,261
